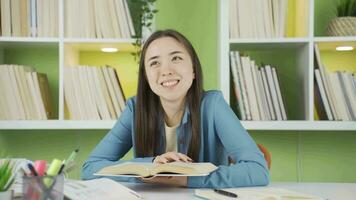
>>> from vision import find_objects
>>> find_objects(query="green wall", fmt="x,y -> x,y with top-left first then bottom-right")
1,0 -> 356,182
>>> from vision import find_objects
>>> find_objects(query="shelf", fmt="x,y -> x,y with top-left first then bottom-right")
314,36 -> 356,42
0,120 -> 116,130
63,38 -> 136,43
0,37 -> 60,42
0,120 -> 355,130
241,121 -> 356,131
230,38 -> 309,44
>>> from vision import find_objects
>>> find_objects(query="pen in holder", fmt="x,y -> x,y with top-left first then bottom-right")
22,174 -> 64,200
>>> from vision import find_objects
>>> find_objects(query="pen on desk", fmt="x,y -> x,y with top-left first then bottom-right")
27,163 -> 38,176
214,189 -> 238,198
58,148 -> 79,174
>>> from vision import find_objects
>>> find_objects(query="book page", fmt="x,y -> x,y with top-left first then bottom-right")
64,178 -> 143,200
152,162 -> 218,176
195,187 -> 324,200
95,162 -> 154,177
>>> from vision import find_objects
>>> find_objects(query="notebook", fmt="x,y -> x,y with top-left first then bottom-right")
94,161 -> 218,178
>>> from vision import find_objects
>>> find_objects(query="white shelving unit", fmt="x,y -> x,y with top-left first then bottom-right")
0,0 -> 355,131
218,0 -> 356,130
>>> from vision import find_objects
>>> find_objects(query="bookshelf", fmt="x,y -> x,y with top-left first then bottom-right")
0,0 -> 355,130
219,0 -> 356,130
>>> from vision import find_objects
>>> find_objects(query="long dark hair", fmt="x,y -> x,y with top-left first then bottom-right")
135,29 -> 203,161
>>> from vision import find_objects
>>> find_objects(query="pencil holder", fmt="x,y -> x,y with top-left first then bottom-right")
22,174 -> 64,200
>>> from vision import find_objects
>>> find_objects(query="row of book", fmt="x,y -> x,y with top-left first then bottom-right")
314,45 -> 356,121
0,65 -> 53,120
229,0 -> 288,38
65,0 -> 135,38
230,51 -> 287,121
64,66 -> 126,120
0,0 -> 58,37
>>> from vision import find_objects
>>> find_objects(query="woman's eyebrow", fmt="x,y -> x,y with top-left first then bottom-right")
147,55 -> 159,62
169,51 -> 183,55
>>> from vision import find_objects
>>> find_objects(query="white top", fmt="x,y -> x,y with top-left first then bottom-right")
165,123 -> 179,152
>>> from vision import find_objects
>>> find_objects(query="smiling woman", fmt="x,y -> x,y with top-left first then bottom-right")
82,29 -> 269,188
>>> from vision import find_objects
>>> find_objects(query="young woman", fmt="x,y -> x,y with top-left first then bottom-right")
82,29 -> 269,188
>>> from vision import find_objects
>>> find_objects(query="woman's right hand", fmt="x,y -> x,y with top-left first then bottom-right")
153,152 -> 193,164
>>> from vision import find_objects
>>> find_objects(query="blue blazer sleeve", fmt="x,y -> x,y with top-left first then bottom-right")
81,98 -> 154,182
188,92 -> 270,188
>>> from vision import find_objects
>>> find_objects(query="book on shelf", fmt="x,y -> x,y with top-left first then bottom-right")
64,65 -> 126,120
1,0 -> 58,37
229,0 -> 288,38
65,0 -> 135,38
229,51 -> 287,121
314,44 -> 356,121
0,64 -> 53,120
94,161 -> 218,178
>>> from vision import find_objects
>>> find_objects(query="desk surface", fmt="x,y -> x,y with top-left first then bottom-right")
124,182 -> 356,200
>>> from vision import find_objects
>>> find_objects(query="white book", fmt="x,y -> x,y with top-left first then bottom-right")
261,0 -> 272,38
79,66 -> 100,120
64,67 -> 79,119
337,72 -> 353,120
83,66 -> 101,120
314,44 -> 340,120
123,0 -> 136,37
93,0 -> 103,38
8,65 -> 27,119
241,57 -> 260,120
92,67 -> 111,120
108,0 -> 122,38
88,67 -> 111,120
265,65 -> 282,120
26,72 -> 42,119
261,67 -> 276,120
272,67 -> 287,120
229,0 -> 237,38
1,0 -> 12,36
278,0 -> 288,37
272,0 -> 279,37
108,67 -> 126,113
0,66 -> 12,119
36,0 -> 43,37
116,0 -> 131,38
329,72 -> 350,121
13,65 -> 32,119
343,73 -> 356,120
102,66 -> 121,118
71,67 -> 89,119
11,0 -> 22,37
235,52 -> 251,120
96,67 -> 116,119
30,0 -> 37,37
315,69 -> 333,120
251,62 -> 263,120
257,69 -> 271,120
230,52 -> 246,120
32,72 -> 48,119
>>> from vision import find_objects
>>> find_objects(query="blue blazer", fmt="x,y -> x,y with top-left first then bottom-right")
82,90 -> 269,188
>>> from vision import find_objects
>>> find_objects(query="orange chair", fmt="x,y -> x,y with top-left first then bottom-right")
257,144 -> 271,170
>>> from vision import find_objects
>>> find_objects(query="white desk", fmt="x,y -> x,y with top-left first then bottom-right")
124,182 -> 356,200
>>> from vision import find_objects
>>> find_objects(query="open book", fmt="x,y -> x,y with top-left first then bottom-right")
195,187 -> 324,200
94,161 -> 218,177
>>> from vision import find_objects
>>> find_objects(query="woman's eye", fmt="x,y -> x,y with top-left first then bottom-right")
150,61 -> 159,67
172,56 -> 182,62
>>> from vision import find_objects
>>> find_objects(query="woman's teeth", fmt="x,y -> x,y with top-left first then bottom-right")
162,80 -> 179,87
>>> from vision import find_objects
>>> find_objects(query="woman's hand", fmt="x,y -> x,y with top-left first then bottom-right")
153,152 -> 193,164
140,176 -> 188,187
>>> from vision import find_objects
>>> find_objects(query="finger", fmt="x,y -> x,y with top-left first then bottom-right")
157,156 -> 169,164
165,152 -> 181,162
176,153 -> 190,162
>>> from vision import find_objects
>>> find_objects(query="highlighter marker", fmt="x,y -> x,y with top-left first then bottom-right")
44,159 -> 62,187
34,160 -> 47,176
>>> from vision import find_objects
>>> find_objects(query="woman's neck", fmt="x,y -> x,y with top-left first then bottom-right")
160,98 -> 185,127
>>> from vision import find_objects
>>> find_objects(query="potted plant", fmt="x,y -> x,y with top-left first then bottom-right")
326,0 -> 356,36
0,160 -> 15,200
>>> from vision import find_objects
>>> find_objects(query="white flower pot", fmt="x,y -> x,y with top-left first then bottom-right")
0,190 -> 13,200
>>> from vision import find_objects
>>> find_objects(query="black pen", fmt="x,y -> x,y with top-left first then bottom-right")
214,189 -> 238,198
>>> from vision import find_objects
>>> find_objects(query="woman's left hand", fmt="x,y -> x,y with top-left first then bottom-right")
140,176 -> 188,187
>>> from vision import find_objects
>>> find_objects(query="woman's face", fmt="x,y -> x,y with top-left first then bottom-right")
144,37 -> 195,104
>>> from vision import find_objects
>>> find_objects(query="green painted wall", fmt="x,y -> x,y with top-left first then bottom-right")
1,0 -> 356,183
